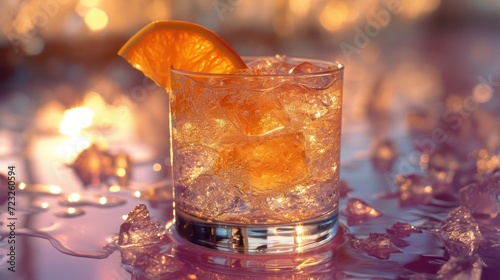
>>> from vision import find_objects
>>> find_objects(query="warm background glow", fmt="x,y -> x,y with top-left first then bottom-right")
0,1 -> 498,279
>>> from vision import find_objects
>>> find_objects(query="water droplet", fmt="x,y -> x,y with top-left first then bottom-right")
109,184 -> 121,192
30,200 -> 50,211
17,183 -> 62,195
55,207 -> 86,218
59,193 -> 126,208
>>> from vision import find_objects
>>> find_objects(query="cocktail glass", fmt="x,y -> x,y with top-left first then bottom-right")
170,56 -> 344,253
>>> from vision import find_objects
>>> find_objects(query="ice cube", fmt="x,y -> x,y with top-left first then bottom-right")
246,58 -> 273,71
227,133 -> 307,191
278,85 -> 330,121
173,117 -> 240,148
266,193 -> 302,221
247,55 -> 291,74
118,204 -> 162,246
246,54 -> 297,74
177,174 -> 245,220
351,233 -> 402,260
120,249 -> 184,278
386,222 -> 422,238
476,167 -> 500,196
265,180 -> 339,222
298,68 -> 339,91
220,91 -> 289,136
476,224 -> 500,263
213,68 -> 284,90
172,72 -> 243,119
304,116 -> 341,181
290,62 -> 323,74
437,255 -> 483,280
173,146 -> 220,186
438,206 -> 484,256
342,198 -> 382,226
460,182 -> 499,217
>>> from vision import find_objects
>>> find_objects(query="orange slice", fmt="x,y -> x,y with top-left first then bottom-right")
118,20 -> 246,91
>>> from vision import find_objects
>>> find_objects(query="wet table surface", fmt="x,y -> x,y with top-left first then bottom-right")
0,110 -> 499,279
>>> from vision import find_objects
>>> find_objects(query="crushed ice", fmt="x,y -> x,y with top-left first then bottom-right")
342,198 -> 383,226
363,110 -> 498,276
117,204 -> 184,278
438,206 -> 484,256
387,222 -> 422,238
117,204 -> 163,246
437,255 -> 483,280
351,233 -> 403,260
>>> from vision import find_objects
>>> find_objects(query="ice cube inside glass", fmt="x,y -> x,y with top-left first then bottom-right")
170,56 -> 344,253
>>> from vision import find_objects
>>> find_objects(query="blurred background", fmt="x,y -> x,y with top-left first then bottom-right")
0,0 -> 499,183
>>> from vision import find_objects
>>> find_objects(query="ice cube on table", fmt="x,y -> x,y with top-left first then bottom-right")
220,91 -> 289,136
343,198 -> 382,226
117,206 -> 184,277
120,248 -> 185,278
352,233 -> 402,260
437,255 -> 483,280
226,133 -> 307,191
386,222 -> 422,238
438,206 -> 484,256
118,204 -> 162,246
460,182 -> 499,217
461,167 -> 500,215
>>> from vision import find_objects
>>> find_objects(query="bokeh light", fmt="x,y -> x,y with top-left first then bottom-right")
84,8 -> 108,31
59,107 -> 94,136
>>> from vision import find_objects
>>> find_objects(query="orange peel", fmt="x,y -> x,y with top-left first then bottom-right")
118,20 -> 246,91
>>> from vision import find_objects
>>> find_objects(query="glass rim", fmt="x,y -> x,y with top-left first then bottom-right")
170,56 -> 344,78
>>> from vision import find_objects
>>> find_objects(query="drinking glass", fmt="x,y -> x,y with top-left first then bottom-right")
170,56 -> 344,253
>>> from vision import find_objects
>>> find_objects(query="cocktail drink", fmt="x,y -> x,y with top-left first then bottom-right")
171,56 -> 344,253
118,21 -> 344,253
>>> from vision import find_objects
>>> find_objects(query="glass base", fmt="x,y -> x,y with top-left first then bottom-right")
175,209 -> 339,253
